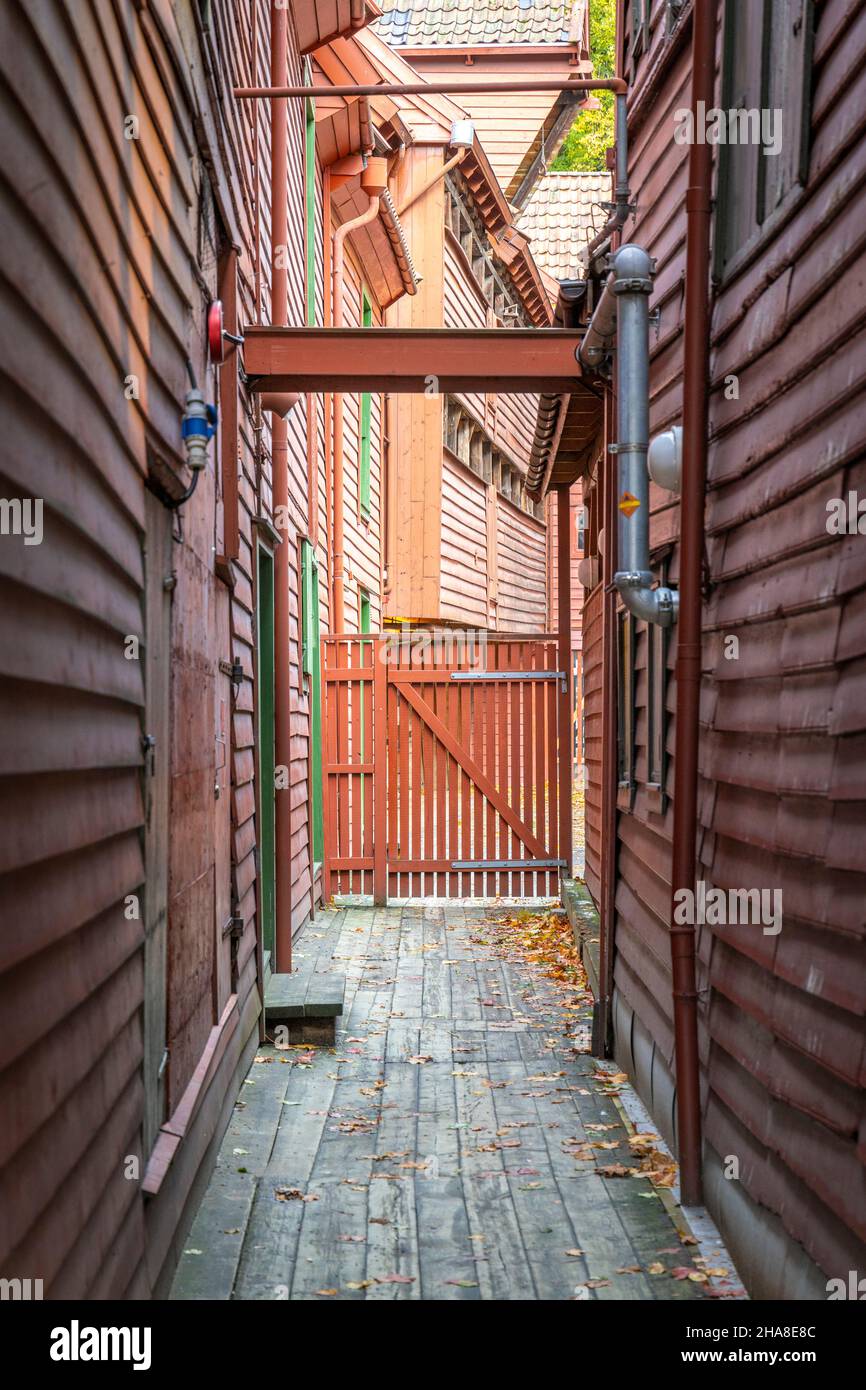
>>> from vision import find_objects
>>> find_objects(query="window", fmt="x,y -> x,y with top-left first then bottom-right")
359,288 -> 373,517
305,92 -> 316,326
646,611 -> 668,812
301,540 -> 323,861
617,608 -> 636,806
576,504 -> 586,555
359,588 -> 371,635
715,0 -> 814,279
631,0 -> 649,61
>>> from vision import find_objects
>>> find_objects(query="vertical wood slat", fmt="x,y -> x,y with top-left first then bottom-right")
447,670 -> 459,896
387,653 -> 399,900
534,645 -> 546,899
351,640 -> 362,895
373,636 -> 387,905
501,641 -> 511,896
547,638 -> 560,896
321,639 -> 335,903
486,645 -> 497,898
336,638 -> 349,896
363,637 -> 374,897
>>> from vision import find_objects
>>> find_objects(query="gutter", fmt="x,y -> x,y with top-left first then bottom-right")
668,0 -> 717,1210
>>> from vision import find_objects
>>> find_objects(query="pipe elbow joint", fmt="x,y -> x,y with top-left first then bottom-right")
611,243 -> 654,293
615,571 -> 679,627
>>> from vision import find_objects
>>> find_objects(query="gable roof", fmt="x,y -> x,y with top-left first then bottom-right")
519,170 -> 611,281
376,0 -> 584,48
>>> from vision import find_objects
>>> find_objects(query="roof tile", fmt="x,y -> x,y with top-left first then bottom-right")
376,0 -> 581,47
517,170 -> 611,280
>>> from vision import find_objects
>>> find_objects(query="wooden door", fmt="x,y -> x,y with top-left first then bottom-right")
142,492 -> 172,1156
214,587 -> 233,1013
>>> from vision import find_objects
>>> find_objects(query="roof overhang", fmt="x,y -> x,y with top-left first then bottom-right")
243,327 -> 584,393
292,0 -> 382,55
331,178 -> 419,306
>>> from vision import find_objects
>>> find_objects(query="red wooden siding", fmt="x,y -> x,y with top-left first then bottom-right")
440,453 -> 489,626
607,0 -> 866,1285
496,499 -> 547,631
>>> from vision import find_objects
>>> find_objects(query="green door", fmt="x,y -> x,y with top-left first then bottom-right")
257,545 -> 276,956
302,540 -> 324,863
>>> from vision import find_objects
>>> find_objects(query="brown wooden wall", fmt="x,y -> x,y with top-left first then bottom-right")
0,0 -> 314,1297
607,0 -> 866,1284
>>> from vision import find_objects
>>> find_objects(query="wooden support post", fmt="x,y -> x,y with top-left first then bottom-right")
373,637 -> 388,905
557,486 -> 574,878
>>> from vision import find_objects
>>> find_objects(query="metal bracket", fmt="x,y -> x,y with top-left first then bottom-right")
449,670 -> 565,682
453,859 -> 567,871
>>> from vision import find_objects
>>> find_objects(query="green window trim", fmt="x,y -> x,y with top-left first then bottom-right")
301,539 -> 324,861
360,289 -> 373,516
305,93 -> 316,327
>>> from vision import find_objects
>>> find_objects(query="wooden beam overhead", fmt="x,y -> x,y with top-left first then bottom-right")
243,327 -> 584,394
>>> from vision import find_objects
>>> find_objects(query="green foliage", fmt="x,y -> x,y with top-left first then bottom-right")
551,0 -> 617,172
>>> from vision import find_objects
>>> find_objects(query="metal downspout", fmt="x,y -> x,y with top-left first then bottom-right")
580,245 -> 678,627
270,0 -> 292,972
669,0 -> 717,1210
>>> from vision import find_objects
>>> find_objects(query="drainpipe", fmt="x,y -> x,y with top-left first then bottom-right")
331,158 -> 388,632
580,244 -> 678,627
270,0 -> 292,972
583,93 -> 632,268
669,0 -> 717,1211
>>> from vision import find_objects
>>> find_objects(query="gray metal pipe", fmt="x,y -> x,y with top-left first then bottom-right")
577,272 -> 616,369
597,243 -> 679,626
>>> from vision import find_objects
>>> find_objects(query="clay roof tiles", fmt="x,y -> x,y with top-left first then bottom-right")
376,0 -> 582,47
518,170 -> 611,281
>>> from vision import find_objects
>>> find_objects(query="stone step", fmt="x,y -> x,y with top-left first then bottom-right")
264,969 -> 345,1045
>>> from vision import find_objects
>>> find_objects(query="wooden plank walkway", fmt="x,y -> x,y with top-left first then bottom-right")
171,904 -> 710,1301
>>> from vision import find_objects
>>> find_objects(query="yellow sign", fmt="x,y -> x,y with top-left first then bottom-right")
619,492 -> 640,516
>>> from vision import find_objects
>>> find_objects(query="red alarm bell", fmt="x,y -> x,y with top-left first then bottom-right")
207,300 -> 225,364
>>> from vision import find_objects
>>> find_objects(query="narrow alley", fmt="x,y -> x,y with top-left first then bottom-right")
2,0 -> 864,1356
172,903 -> 735,1301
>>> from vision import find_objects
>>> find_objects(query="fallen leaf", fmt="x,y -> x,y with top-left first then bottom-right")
407,1055 -> 433,1065
316,1288 -> 338,1297
564,1249 -> 585,1258
374,1273 -> 415,1284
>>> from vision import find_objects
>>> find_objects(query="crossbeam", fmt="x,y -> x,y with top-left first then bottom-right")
243,327 -> 583,394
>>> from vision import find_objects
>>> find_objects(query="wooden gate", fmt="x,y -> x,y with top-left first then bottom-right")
321,633 -> 567,900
